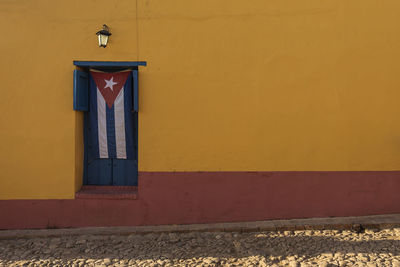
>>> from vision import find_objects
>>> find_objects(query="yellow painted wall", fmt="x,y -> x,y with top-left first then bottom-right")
1,0 -> 400,199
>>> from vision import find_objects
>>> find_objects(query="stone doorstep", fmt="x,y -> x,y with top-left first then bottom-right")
1,213 -> 400,240
75,186 -> 138,200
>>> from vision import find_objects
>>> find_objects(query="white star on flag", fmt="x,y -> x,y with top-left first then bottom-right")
104,77 -> 118,91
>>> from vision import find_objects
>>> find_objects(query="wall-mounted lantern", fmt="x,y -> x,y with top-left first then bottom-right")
96,24 -> 112,48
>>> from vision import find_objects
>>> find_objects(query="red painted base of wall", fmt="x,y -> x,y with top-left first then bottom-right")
1,172 -> 400,230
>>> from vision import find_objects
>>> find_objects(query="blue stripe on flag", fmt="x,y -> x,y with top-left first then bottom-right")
124,74 -> 134,159
89,75 -> 100,159
106,103 -> 117,158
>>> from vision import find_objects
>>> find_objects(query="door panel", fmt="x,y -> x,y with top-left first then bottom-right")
113,159 -> 138,186
87,159 -> 113,185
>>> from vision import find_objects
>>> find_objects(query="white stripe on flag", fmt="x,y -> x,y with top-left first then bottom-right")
114,87 -> 127,159
97,88 -> 108,158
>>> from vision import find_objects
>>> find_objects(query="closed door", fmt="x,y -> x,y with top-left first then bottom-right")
83,69 -> 138,186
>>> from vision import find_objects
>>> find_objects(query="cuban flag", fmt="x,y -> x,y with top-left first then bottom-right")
88,69 -> 134,160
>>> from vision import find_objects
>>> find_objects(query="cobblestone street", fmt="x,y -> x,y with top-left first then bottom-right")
1,228 -> 400,266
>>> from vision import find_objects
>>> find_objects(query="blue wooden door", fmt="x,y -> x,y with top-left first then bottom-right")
78,70 -> 138,186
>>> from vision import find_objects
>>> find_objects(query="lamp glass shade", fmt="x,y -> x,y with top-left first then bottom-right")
97,34 -> 109,47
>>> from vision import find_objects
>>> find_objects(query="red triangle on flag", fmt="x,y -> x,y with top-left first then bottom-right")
90,70 -> 130,108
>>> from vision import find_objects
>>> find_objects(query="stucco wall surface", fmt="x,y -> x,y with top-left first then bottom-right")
1,0 -> 400,199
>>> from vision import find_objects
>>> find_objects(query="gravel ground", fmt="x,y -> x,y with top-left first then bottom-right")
1,228 -> 400,266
